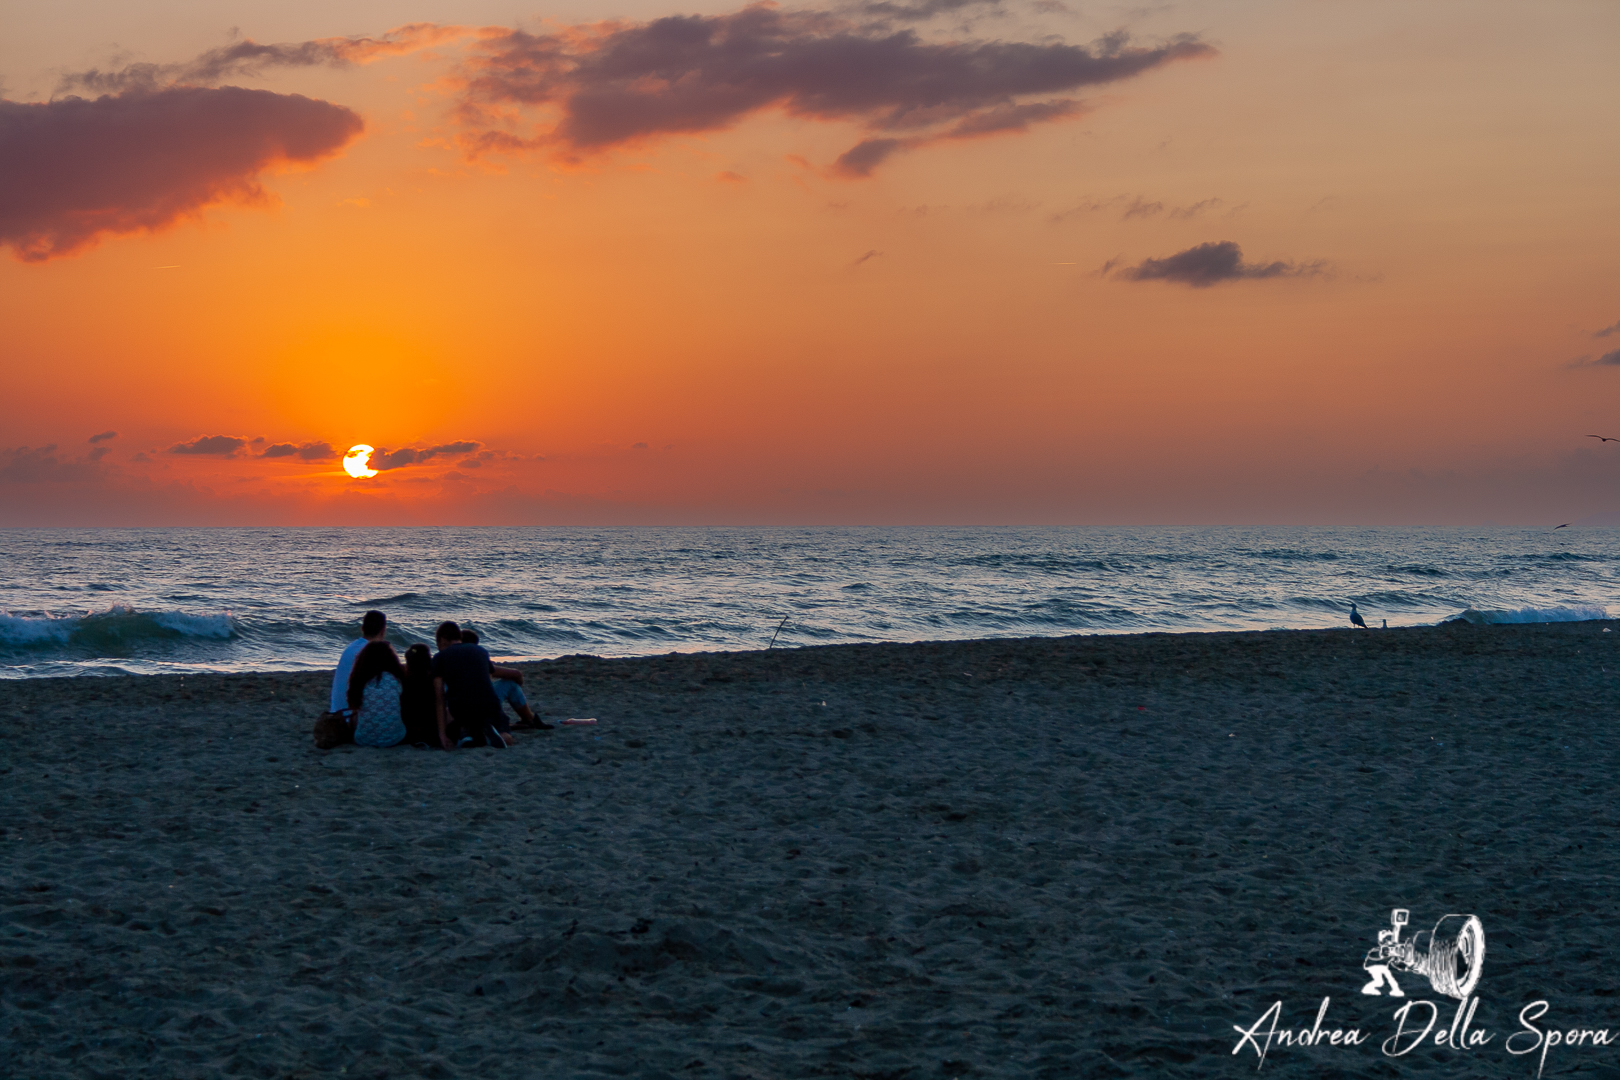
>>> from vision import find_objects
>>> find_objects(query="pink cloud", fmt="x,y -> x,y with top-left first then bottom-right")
0,86 -> 363,262
453,6 -> 1212,174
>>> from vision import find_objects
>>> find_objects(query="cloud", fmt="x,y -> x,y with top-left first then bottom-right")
0,445 -> 101,483
454,6 -> 1212,174
1569,350 -> 1620,369
88,430 -> 118,443
855,0 -> 1004,22
0,86 -> 363,262
852,248 -> 884,266
261,440 -> 336,461
1167,197 -> 1222,219
1595,321 -> 1620,339
1052,192 -> 1224,222
1121,196 -> 1162,219
58,24 -> 469,95
370,440 -> 484,470
1115,240 -> 1324,287
168,434 -> 247,456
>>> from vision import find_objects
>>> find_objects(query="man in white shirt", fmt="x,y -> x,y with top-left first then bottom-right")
330,610 -> 388,713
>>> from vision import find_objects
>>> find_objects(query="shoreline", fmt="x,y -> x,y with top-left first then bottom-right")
6,621 -> 1619,1076
2,611 -> 1603,682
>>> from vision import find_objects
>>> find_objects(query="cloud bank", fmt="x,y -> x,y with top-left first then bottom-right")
0,445 -> 102,483
0,86 -> 363,262
261,441 -> 336,461
1569,349 -> 1620,369
1115,240 -> 1322,287
371,441 -> 483,471
454,5 -> 1212,173
59,24 -> 467,95
169,434 -> 248,456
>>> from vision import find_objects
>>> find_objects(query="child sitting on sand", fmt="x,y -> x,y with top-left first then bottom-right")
347,640 -> 408,747
400,644 -> 440,747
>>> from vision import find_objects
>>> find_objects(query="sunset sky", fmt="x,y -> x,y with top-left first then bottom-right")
2,0 -> 1617,525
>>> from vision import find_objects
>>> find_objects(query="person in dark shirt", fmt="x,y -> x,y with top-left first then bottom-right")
400,644 -> 440,747
431,620 -> 511,749
460,628 -> 551,729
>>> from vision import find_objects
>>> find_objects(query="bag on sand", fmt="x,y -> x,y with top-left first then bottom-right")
312,710 -> 355,749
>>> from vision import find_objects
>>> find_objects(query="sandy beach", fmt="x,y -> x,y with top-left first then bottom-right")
5,621 -> 1620,1078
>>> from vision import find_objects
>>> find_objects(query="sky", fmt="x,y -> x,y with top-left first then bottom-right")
1,0 -> 1617,526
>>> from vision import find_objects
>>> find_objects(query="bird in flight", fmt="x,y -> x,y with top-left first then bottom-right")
1587,435 -> 1620,443
1350,603 -> 1368,629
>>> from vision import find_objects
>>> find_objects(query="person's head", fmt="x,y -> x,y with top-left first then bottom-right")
404,643 -> 432,678
361,610 -> 387,640
348,640 -> 404,710
434,620 -> 461,650
460,629 -> 479,645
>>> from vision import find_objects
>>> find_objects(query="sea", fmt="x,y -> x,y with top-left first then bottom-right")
1,526 -> 1616,678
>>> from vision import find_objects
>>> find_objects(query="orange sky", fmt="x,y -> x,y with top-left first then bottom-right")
2,0 -> 1618,525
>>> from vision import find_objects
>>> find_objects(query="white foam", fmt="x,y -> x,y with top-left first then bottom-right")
0,606 -> 236,647
0,612 -> 77,646
1450,604 -> 1609,625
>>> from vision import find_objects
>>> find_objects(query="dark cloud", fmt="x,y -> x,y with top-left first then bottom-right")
1121,196 -> 1162,219
1052,192 -> 1225,223
833,138 -> 909,177
1116,240 -> 1323,287
58,24 -> 466,95
0,445 -> 100,483
852,248 -> 884,266
1570,349 -> 1620,369
370,441 -> 484,470
1595,321 -> 1620,339
854,0 -> 1004,22
455,6 -> 1212,174
88,430 -> 118,443
168,434 -> 247,456
261,441 -> 336,461
0,86 -> 363,262
1167,197 -> 1221,219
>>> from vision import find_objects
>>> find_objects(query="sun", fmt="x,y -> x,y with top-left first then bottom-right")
343,444 -> 378,478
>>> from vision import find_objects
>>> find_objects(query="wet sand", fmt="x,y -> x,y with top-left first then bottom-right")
4,622 -> 1620,1078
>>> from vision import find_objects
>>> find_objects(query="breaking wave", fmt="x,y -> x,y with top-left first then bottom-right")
0,605 -> 234,651
1447,605 -> 1609,625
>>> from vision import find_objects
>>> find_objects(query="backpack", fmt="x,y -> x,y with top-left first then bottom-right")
312,710 -> 355,749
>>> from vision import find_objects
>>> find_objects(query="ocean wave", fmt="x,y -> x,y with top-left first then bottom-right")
1448,605 -> 1609,625
0,606 -> 235,651
353,592 -> 420,607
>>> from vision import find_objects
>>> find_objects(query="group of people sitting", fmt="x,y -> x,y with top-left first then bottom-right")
328,610 -> 552,750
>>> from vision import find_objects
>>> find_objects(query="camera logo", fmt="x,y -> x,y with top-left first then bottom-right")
1361,908 -> 1485,1000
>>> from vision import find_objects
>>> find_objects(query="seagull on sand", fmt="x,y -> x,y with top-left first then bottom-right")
1587,435 -> 1620,443
1350,603 -> 1368,629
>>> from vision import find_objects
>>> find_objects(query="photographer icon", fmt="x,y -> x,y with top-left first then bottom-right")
1361,907 -> 1485,1000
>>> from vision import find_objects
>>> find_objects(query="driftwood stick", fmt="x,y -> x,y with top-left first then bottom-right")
767,615 -> 790,649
